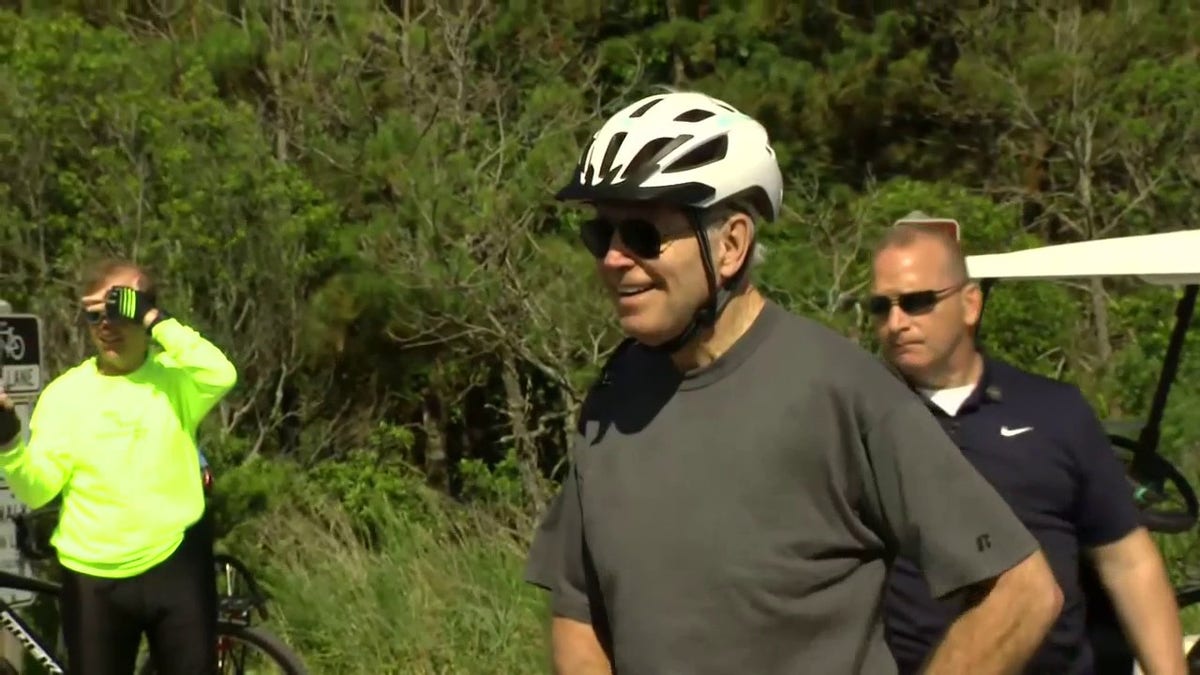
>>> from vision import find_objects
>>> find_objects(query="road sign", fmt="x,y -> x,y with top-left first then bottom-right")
0,314 -> 42,394
0,308 -> 41,618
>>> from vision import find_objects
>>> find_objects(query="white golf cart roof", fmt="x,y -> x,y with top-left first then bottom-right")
965,228 -> 1200,286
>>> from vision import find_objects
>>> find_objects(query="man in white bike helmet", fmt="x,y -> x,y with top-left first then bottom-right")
523,90 -> 1063,674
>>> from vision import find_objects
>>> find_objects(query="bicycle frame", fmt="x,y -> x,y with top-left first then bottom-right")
0,559 -> 278,675
0,570 -> 66,674
213,553 -> 272,625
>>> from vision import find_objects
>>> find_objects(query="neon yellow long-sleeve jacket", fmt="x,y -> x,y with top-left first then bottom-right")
0,317 -> 238,578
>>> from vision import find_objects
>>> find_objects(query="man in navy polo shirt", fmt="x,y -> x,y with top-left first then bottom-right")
869,223 -> 1186,675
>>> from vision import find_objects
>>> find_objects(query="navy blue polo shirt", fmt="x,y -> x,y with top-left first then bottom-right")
883,356 -> 1142,675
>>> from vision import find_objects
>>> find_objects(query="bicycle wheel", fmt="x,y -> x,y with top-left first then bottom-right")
136,622 -> 308,675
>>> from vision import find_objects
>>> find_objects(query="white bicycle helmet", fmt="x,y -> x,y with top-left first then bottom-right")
556,91 -> 785,353
556,91 -> 783,222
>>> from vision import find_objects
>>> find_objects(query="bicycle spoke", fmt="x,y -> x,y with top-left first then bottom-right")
216,634 -> 292,675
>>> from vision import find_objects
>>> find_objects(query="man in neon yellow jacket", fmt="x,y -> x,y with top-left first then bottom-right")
0,259 -> 237,675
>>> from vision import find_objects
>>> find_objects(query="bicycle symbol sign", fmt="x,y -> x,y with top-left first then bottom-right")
0,315 -> 42,394
1,333 -> 23,361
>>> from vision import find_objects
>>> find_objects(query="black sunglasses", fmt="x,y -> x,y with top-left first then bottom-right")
580,218 -> 665,260
82,309 -> 132,326
865,284 -> 963,319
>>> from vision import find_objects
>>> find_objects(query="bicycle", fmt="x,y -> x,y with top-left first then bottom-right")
7,505 -> 309,674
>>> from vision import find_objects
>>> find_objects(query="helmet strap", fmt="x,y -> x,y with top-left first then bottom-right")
646,209 -> 752,355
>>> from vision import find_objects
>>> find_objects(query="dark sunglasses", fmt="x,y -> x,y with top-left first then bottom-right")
580,218 -> 665,260
865,284 -> 963,319
82,309 -> 132,325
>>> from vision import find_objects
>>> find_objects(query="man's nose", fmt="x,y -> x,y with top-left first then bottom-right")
600,233 -> 636,268
885,304 -> 911,333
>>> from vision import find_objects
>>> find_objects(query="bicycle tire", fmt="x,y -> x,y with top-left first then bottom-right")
136,622 -> 308,675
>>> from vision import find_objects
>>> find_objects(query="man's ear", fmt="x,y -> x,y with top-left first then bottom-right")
962,281 -> 983,327
716,213 -> 754,282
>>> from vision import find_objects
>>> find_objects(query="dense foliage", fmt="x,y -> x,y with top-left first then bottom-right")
1,2 -> 1198,671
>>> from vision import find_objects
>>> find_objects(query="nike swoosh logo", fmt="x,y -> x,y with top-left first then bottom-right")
1000,426 -> 1033,437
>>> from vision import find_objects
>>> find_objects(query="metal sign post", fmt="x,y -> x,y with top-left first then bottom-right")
0,304 -> 42,670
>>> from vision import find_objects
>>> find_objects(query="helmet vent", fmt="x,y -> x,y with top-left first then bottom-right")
664,135 -> 728,174
598,132 -> 627,179
627,137 -> 675,175
579,137 -> 596,183
674,108 -> 715,122
629,97 -> 664,118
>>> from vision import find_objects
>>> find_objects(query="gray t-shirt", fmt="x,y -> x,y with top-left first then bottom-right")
525,301 -> 1038,674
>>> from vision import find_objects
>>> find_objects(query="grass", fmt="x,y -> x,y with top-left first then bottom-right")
224,495 -> 551,674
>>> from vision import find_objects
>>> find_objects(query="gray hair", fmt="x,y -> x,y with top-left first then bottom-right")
701,201 -> 768,276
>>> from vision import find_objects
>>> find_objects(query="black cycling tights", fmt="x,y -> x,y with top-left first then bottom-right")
59,511 -> 218,675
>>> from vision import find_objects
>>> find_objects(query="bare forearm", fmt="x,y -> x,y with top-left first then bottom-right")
922,595 -> 1052,674
1108,565 -> 1186,674
551,618 -> 611,675
1090,529 -> 1187,675
923,554 -> 1062,675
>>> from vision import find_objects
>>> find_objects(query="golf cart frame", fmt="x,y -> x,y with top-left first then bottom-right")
965,228 -> 1200,673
